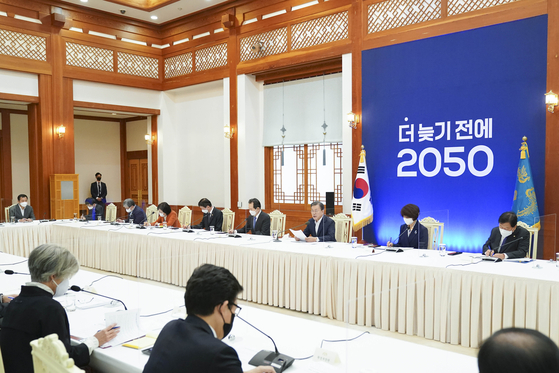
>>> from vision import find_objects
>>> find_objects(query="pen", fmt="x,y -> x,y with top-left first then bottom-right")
110,326 -> 121,330
7,296 -> 14,300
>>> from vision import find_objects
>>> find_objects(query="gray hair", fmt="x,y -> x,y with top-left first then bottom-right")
310,201 -> 324,211
123,198 -> 136,208
28,244 -> 80,283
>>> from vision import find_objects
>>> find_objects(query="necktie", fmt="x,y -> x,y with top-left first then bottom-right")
92,208 -> 96,220
98,182 -> 101,197
253,216 -> 257,231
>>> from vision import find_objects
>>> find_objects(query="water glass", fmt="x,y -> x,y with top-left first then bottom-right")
210,226 -> 215,234
556,253 -> 559,267
73,213 -> 77,221
272,230 -> 278,240
351,237 -> 358,248
129,219 -> 134,226
438,243 -> 447,257
162,221 -> 167,229
10,216 -> 15,224
65,293 -> 76,312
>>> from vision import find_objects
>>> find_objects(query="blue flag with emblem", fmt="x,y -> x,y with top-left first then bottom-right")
512,136 -> 540,229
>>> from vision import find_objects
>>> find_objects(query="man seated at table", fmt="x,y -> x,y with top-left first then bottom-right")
233,198 -> 270,235
117,198 -> 147,224
81,198 -> 103,221
9,194 -> 35,222
144,264 -> 274,373
295,201 -> 336,242
189,198 -> 223,231
483,212 -> 529,260
478,328 -> 559,373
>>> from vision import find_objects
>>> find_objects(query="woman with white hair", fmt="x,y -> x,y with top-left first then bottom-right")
0,244 -> 119,373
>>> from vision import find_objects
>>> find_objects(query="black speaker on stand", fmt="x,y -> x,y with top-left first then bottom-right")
325,192 -> 335,216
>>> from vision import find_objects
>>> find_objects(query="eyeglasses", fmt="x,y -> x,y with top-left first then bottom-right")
231,303 -> 242,316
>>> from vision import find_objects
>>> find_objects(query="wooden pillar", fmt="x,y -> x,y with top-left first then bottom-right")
544,0 -> 559,259
120,120 -> 127,206
0,110 -> 13,212
151,115 -> 158,205
227,12 -> 239,212
351,0 -> 364,239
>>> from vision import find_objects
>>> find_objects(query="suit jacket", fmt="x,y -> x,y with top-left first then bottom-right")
85,204 -> 104,221
0,286 -> 90,373
8,204 -> 35,221
394,222 -> 429,249
152,210 -> 181,228
193,208 -> 224,231
482,226 -> 529,259
303,215 -> 336,242
129,206 -> 147,224
143,315 -> 243,373
90,181 -> 107,200
238,211 -> 270,235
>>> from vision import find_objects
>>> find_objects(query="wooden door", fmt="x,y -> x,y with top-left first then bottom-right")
127,156 -> 149,206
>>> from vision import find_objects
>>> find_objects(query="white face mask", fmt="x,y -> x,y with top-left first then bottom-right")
499,228 -> 513,238
87,205 -> 93,210
201,209 -> 209,214
249,210 -> 257,216
403,217 -> 414,226
20,202 -> 28,208
126,208 -> 131,213
159,212 -> 165,217
52,278 -> 69,298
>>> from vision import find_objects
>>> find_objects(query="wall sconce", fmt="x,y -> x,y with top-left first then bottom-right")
57,125 -> 66,138
224,125 -> 234,139
145,134 -> 153,145
545,90 -> 558,113
347,112 -> 358,129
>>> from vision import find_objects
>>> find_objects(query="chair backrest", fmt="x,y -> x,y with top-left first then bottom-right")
419,216 -> 444,250
178,206 -> 192,227
516,221 -> 539,259
30,333 -> 84,373
105,203 -> 117,222
146,204 -> 158,224
222,208 -> 235,232
0,345 -> 4,373
4,205 -> 15,223
269,210 -> 286,237
332,213 -> 352,243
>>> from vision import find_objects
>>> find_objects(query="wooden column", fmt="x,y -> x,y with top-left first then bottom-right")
544,0 -> 559,259
227,12 -> 239,212
351,0 -> 364,239
120,120 -> 128,205
0,110 -> 13,212
151,115 -> 158,205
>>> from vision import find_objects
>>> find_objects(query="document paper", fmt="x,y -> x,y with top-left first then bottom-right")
101,309 -> 145,348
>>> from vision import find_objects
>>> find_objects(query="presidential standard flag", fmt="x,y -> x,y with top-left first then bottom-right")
352,145 -> 374,230
512,136 -> 540,229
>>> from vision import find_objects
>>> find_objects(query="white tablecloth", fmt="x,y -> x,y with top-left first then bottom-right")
2,221 -> 559,348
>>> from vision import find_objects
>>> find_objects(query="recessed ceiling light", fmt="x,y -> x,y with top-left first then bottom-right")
150,15 -> 158,20
80,0 -> 88,2
111,113 -> 117,116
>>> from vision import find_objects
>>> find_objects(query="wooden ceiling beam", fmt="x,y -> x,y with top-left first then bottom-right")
254,57 -> 342,84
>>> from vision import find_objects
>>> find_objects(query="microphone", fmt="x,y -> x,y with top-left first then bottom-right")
4,269 -> 30,275
70,285 -> 127,310
183,216 -> 204,232
238,315 -> 294,372
111,215 -> 130,225
228,219 -> 247,237
495,236 -> 525,253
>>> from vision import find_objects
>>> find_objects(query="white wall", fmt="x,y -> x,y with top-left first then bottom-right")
126,119 -> 148,151
342,53 -> 353,214
74,119 -> 121,202
10,114 -> 30,203
159,80 -> 228,207
0,69 -> 38,97
73,80 -> 161,109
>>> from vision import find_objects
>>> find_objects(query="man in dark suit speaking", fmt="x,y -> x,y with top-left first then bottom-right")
483,211 -> 529,259
236,198 -> 270,235
296,201 -> 336,242
144,264 -> 274,373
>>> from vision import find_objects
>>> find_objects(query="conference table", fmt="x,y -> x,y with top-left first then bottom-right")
0,251 -> 478,373
1,220 -> 559,349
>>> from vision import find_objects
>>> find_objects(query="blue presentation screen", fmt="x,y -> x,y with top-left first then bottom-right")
361,16 -> 547,252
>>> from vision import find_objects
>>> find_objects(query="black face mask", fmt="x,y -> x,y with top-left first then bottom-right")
220,308 -> 235,339
96,177 -> 101,181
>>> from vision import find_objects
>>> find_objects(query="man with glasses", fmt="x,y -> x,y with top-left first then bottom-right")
483,211 -> 530,260
144,264 -> 274,373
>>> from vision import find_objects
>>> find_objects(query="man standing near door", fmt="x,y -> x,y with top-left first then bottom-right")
90,172 -> 107,206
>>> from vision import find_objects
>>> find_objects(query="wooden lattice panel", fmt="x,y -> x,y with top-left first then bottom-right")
165,52 -> 193,79
117,52 -> 159,79
0,28 -> 46,61
291,11 -> 348,51
195,43 -> 227,72
240,28 -> 288,62
367,0 -> 441,33
66,42 -> 113,72
448,0 -> 519,16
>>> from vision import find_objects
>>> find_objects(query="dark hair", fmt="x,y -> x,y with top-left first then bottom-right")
17,194 -> 28,201
248,198 -> 261,209
85,198 -> 95,205
158,202 -> 171,215
198,198 -> 212,208
478,328 -> 559,373
499,212 -> 518,227
184,264 -> 243,316
400,204 -> 420,220
310,201 -> 324,210
95,172 -> 101,177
